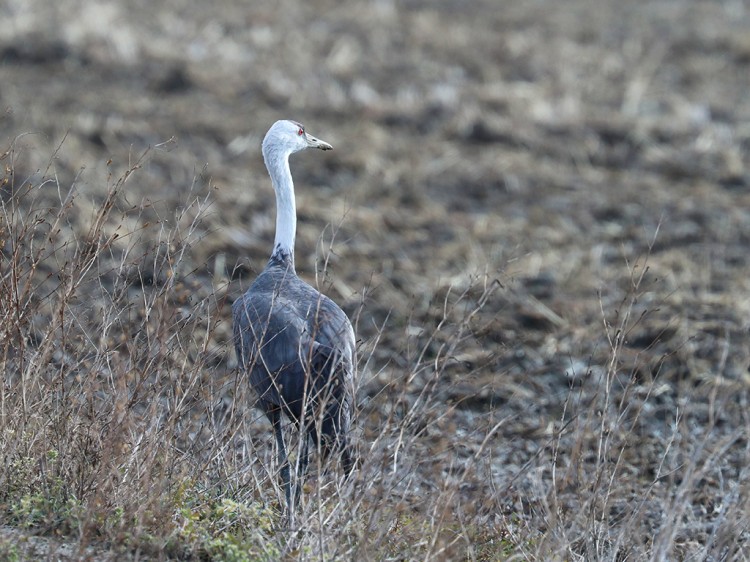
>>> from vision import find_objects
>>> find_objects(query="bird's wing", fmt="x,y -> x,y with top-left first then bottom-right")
233,291 -> 355,413
302,294 -> 356,368
297,297 -> 356,427
233,293 -> 303,408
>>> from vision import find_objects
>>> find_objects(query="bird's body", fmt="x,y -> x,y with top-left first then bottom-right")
233,256 -> 356,444
232,120 -> 355,513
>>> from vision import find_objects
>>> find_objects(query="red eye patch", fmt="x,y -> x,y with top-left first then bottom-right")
297,128 -> 304,136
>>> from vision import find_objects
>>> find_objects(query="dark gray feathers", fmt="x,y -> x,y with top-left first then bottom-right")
232,257 -> 355,433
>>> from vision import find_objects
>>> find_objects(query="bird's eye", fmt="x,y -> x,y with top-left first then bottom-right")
297,127 -> 304,136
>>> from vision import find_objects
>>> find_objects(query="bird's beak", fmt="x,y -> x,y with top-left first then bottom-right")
305,132 -> 333,151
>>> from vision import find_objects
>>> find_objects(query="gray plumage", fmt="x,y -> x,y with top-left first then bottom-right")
232,120 -> 355,513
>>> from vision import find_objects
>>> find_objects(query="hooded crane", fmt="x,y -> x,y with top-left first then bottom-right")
232,120 -> 355,514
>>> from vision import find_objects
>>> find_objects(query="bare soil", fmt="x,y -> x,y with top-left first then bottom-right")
2,0 -> 750,559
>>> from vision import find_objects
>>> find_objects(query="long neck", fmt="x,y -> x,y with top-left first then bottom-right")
263,146 -> 296,269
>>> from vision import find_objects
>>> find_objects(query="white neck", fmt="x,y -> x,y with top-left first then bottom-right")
263,145 -> 296,267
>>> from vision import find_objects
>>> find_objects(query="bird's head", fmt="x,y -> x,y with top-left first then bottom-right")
262,120 -> 333,159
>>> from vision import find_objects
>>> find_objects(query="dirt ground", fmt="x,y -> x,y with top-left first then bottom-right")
3,0 -> 750,559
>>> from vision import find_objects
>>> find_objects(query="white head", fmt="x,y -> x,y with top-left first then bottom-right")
262,120 -> 333,161
261,120 -> 333,265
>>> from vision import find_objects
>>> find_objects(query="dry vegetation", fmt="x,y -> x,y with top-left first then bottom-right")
2,0 -> 750,560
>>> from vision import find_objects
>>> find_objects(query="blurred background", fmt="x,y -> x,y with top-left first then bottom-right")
3,0 -> 749,378
2,0 -> 750,556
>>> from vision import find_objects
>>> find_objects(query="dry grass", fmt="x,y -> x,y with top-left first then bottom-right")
2,132 -> 749,561
2,0 -> 750,560
0,137 -> 503,560
0,136 -> 505,560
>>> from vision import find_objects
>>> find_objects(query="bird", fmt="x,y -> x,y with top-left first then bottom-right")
232,120 -> 356,515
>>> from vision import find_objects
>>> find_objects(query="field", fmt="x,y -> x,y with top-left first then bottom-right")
2,0 -> 750,559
